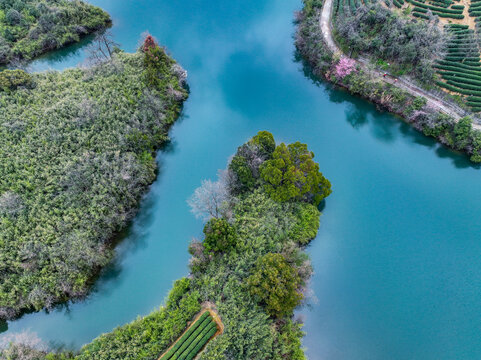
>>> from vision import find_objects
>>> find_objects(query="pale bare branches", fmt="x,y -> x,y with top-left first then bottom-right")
86,30 -> 119,66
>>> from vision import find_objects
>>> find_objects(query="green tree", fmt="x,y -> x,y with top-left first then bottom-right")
260,142 -> 331,206
250,130 -> 276,157
228,131 -> 276,195
247,253 -> 303,318
203,218 -> 237,253
453,116 -> 472,150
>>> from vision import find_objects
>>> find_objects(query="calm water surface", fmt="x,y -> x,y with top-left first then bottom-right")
1,0 -> 481,359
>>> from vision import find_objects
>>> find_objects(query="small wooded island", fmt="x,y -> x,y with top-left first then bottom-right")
1,131 -> 332,360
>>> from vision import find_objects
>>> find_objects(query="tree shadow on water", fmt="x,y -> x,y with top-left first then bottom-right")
294,47 -> 481,169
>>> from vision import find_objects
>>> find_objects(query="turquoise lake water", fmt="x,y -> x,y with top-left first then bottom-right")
1,0 -> 481,359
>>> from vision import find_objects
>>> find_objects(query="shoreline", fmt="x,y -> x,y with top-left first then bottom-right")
295,1 -> 481,163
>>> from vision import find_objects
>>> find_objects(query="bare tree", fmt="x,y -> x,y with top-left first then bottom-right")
86,30 -> 119,66
187,173 -> 230,221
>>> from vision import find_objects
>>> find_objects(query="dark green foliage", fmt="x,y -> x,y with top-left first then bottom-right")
247,253 -> 303,318
228,154 -> 256,193
0,46 -> 188,319
260,142 -> 332,206
0,0 -> 111,65
203,218 -> 238,254
228,130 -> 276,195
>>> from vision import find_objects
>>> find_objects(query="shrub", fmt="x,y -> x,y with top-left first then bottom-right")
247,253 -> 303,318
203,218 -> 238,254
0,69 -> 34,91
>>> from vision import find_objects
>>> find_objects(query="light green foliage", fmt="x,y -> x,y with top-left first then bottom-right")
260,142 -> 331,206
288,203 -> 321,245
247,253 -> 303,318
0,69 -> 34,91
274,320 -> 306,360
0,48 -> 188,319
203,218 -> 238,254
250,130 -> 276,157
0,0 -> 110,64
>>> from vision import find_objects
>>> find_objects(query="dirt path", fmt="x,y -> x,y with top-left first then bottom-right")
319,0 -> 481,130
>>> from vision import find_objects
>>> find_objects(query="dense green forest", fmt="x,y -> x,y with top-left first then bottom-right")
0,0 -> 110,65
0,132 -> 331,360
0,36 -> 188,319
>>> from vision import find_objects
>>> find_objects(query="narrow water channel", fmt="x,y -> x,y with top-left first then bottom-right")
1,0 -> 481,359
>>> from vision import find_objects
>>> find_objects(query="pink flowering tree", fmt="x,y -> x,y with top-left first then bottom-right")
334,57 -> 356,79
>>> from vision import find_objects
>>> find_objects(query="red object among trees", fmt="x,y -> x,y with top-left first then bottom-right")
143,35 -> 157,52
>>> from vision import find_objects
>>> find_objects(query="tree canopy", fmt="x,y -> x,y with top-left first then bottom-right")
260,142 -> 331,206
248,253 -> 303,318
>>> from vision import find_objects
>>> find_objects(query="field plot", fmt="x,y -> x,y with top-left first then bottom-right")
159,310 -> 221,360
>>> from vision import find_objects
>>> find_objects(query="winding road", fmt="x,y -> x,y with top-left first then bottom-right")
319,0 -> 481,129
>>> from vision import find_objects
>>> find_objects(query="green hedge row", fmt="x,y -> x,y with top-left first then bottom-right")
451,4 -> 464,9
437,81 -> 481,96
435,64 -> 481,76
446,24 -> 468,28
413,11 -> 430,18
413,6 -> 428,12
394,0 -> 403,8
407,0 -> 463,13
463,61 -> 481,66
181,323 -> 217,360
444,57 -> 480,62
439,70 -> 481,81
446,79 -> 481,91
433,12 -> 464,18
437,60 -> 481,70
184,325 -> 218,360
443,75 -> 481,87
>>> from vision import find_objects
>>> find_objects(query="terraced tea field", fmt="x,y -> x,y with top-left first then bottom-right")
333,0 -> 481,112
159,310 -> 221,360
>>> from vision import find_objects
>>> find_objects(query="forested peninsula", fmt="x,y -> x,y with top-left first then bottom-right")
0,35 -> 188,320
296,0 -> 481,163
1,132 -> 332,360
0,0 -> 110,65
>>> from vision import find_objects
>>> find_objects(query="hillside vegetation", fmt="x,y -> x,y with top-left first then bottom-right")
2,132 -> 331,360
0,0 -> 110,65
0,36 -> 188,319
